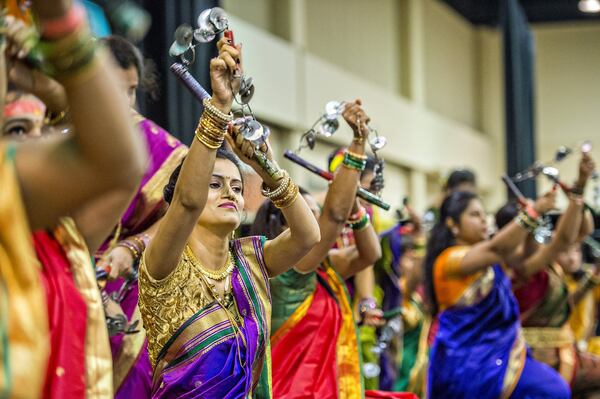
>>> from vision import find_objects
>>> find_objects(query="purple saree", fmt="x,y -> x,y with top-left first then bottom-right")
102,116 -> 187,399
141,237 -> 272,399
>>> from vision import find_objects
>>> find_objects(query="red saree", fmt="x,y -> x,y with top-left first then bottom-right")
271,265 -> 417,399
34,230 -> 88,399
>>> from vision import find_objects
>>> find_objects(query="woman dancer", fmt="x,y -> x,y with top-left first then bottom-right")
0,0 -> 145,396
138,37 -> 320,398
424,189 -> 572,398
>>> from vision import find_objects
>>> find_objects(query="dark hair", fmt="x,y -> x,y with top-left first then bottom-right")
250,187 -> 310,239
495,200 -> 519,230
445,169 -> 476,192
163,148 -> 245,204
424,191 -> 478,314
101,35 -> 160,101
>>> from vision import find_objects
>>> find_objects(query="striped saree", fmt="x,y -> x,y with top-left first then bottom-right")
140,236 -> 272,398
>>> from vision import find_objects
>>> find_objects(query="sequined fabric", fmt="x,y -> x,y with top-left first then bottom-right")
138,247 -> 214,367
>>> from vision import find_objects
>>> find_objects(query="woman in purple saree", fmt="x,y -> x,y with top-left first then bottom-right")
139,38 -> 319,398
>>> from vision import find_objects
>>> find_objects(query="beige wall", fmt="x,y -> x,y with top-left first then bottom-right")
220,0 -> 600,215
423,0 -> 479,129
534,22 -> 600,207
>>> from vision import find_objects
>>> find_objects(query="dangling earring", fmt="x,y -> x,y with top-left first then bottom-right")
230,230 -> 236,240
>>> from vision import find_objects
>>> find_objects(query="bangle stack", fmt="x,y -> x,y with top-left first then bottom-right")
515,210 -> 540,233
261,170 -> 299,209
116,234 -> 150,261
195,98 -> 233,149
37,22 -> 99,86
342,149 -> 367,172
347,206 -> 371,231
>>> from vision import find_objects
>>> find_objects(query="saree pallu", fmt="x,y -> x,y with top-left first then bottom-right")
0,144 -> 49,398
271,263 -> 363,399
102,117 -> 187,399
54,218 -> 113,398
34,229 -> 88,399
521,325 -> 576,384
514,263 -> 570,328
150,236 -> 272,398
428,247 -> 525,399
270,262 -> 410,399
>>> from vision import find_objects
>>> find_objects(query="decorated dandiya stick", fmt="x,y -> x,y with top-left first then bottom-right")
284,150 -> 391,211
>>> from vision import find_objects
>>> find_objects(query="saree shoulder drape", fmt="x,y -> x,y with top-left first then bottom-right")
139,236 -> 272,398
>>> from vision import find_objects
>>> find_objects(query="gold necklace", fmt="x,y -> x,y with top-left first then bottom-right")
185,245 -> 235,281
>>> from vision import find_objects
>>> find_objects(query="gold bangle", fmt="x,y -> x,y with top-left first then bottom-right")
273,182 -> 299,209
261,171 -> 291,199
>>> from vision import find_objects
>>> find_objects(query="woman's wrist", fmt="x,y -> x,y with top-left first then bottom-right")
209,97 -> 232,115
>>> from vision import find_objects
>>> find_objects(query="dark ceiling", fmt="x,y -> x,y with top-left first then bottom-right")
442,0 -> 600,26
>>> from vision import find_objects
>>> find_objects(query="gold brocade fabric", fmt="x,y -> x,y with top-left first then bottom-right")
323,263 -> 363,399
138,246 -> 219,367
0,143 -> 49,398
54,218 -> 113,399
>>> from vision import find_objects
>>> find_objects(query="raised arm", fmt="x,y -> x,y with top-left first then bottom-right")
329,200 -> 382,278
515,153 -> 596,278
227,130 -> 320,277
145,38 -> 238,280
14,0 -> 146,230
456,194 -> 555,276
288,101 -> 371,274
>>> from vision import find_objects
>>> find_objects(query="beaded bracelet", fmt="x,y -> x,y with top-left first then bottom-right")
261,171 -> 291,199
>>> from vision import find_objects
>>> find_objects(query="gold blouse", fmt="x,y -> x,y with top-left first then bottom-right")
138,246 -> 216,367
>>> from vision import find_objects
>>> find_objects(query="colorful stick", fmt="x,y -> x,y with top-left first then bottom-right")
284,150 -> 391,211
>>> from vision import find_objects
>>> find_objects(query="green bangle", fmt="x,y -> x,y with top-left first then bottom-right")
342,154 -> 366,171
350,213 -> 370,230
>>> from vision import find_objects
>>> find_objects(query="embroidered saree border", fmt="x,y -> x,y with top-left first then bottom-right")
140,146 -> 187,209
323,263 -> 364,399
55,217 -> 113,398
271,292 -> 315,346
113,306 -> 146,390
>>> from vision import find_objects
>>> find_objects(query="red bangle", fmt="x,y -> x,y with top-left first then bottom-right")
39,3 -> 87,40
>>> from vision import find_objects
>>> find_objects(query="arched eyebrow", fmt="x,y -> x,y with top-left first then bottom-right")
211,174 -> 243,185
